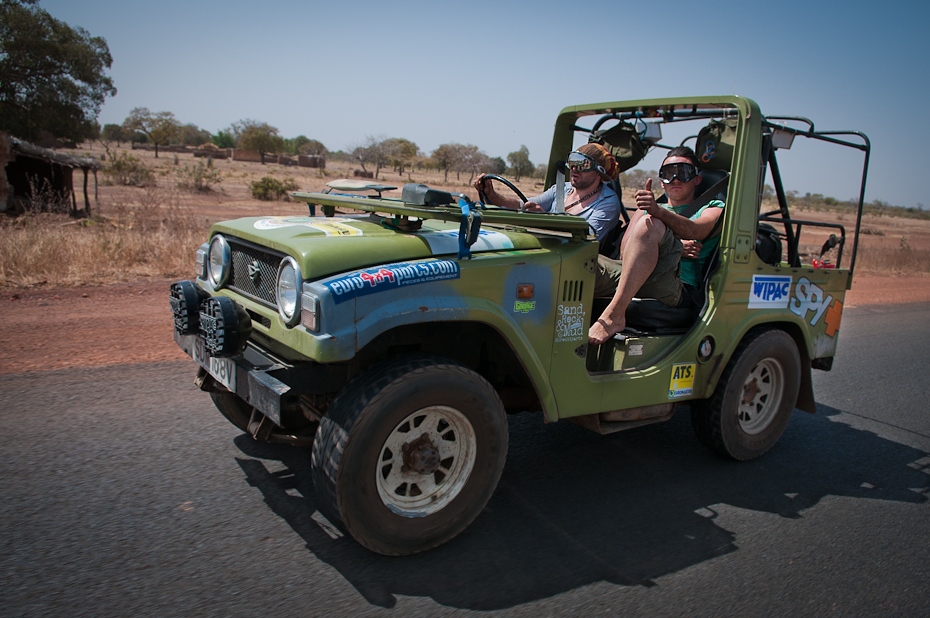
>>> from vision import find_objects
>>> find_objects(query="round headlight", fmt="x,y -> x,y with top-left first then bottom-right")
208,235 -> 230,288
276,256 -> 301,325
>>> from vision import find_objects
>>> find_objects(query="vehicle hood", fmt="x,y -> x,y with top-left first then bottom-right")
211,214 -> 549,280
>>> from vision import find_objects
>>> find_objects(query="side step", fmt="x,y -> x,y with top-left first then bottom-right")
569,403 -> 676,435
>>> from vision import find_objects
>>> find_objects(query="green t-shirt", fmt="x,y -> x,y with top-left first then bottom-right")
666,199 -> 725,287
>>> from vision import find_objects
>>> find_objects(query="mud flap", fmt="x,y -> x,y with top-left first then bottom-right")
796,364 -> 816,414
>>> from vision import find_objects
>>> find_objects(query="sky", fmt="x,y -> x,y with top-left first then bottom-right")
41,0 -> 929,209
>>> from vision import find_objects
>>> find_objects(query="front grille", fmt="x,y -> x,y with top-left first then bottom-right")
228,238 -> 284,307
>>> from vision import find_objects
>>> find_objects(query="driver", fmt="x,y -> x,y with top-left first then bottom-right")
472,143 -> 621,242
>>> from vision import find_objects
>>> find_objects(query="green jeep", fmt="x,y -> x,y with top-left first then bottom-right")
170,95 -> 870,555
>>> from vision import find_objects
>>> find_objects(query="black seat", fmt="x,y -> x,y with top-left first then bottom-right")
625,296 -> 700,331
694,168 -> 728,202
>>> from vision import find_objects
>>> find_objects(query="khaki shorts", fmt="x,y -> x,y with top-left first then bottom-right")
594,224 -> 683,307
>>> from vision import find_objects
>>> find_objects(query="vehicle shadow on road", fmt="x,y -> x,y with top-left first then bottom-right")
232,402 -> 929,610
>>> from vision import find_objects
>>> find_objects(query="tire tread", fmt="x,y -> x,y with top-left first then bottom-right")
691,328 -> 799,461
311,355 -> 507,555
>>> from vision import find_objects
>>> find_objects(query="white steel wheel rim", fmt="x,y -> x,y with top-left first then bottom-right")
738,358 -> 785,435
376,405 -> 477,517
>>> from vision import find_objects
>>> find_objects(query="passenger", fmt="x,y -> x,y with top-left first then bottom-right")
588,146 -> 724,345
473,143 -> 621,242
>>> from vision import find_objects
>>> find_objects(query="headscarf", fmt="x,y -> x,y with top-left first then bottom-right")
577,142 -> 619,181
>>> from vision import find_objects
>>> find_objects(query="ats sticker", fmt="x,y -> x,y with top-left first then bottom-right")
555,303 -> 586,343
749,275 -> 792,309
669,363 -> 695,398
324,260 -> 459,304
254,217 -> 363,236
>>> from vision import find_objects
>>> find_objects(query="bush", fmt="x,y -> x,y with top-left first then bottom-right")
250,176 -> 299,201
103,152 -> 154,187
23,176 -> 71,214
175,160 -> 223,192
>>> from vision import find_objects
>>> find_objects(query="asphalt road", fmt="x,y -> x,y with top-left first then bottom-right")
2,303 -> 929,617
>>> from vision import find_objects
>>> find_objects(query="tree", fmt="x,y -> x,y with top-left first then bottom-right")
299,138 -> 327,156
431,143 -> 460,182
283,136 -> 326,157
211,130 -> 235,149
226,118 -> 250,142
351,135 -> 388,177
352,144 -> 371,173
382,137 -> 418,175
177,123 -> 211,147
300,138 -> 326,156
234,119 -> 284,164
97,123 -> 127,155
122,108 -> 179,158
488,157 -> 507,175
507,145 -> 534,181
100,123 -> 125,143
0,0 -> 117,144
452,144 -> 490,181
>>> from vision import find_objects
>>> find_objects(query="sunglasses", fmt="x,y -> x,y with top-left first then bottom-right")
566,151 -> 605,174
658,162 -> 700,184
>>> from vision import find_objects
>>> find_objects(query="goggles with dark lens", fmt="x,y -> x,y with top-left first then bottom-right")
658,162 -> 700,184
566,151 -> 605,174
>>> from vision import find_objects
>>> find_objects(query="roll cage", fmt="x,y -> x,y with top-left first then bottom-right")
552,99 -> 871,279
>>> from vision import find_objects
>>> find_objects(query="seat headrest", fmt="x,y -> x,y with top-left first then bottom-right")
695,119 -> 738,170
696,168 -> 728,202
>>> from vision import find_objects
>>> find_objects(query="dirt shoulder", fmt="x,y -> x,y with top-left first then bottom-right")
0,278 -> 188,374
1,273 -> 926,375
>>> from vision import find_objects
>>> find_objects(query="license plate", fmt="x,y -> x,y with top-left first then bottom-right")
193,337 -> 237,392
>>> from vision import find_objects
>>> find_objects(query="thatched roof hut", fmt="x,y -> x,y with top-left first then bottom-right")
1,131 -> 101,216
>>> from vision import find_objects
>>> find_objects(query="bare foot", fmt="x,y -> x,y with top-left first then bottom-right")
589,315 -> 625,345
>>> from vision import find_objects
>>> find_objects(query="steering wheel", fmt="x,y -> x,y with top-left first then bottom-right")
477,174 -> 529,211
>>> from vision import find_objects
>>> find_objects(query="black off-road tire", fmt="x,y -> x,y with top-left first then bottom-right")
691,329 -> 801,461
311,355 -> 508,556
210,391 -> 252,433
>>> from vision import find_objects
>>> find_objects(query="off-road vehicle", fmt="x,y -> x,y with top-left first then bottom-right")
170,95 -> 870,555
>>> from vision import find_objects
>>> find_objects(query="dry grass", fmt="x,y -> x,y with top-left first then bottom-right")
1,142 -> 926,288
0,186 -> 207,287
853,243 -> 930,274
784,207 -> 930,275
793,239 -> 930,274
